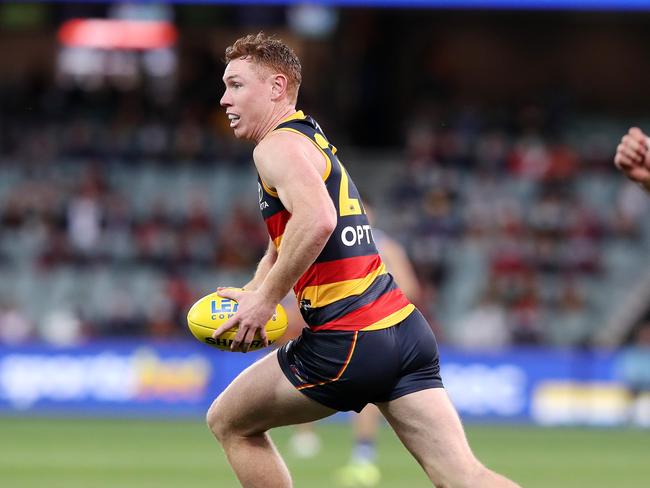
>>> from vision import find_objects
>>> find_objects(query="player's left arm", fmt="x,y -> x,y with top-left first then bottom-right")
213,131 -> 336,351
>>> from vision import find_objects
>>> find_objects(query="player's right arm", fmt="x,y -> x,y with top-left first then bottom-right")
615,127 -> 650,191
242,238 -> 277,291
212,131 -> 336,352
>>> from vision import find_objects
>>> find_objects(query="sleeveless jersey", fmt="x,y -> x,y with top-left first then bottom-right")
257,111 -> 415,332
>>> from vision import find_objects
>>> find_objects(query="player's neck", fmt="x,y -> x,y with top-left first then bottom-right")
254,106 -> 297,144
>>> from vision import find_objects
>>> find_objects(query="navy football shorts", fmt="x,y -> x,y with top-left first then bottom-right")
277,308 -> 444,412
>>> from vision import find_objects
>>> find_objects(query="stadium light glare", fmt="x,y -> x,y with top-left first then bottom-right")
58,19 -> 177,50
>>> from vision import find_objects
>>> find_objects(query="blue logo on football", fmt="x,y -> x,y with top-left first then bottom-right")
211,299 -> 239,314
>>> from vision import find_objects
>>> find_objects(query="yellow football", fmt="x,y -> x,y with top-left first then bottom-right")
186,291 -> 288,351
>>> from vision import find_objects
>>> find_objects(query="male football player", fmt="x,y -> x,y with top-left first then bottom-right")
207,32 -> 520,488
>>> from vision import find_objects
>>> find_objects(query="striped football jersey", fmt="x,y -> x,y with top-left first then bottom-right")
257,111 -> 414,332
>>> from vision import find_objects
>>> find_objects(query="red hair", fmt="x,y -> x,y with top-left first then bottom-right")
225,32 -> 302,102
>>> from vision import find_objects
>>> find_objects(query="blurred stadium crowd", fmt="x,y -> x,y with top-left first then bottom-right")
2,77 -> 649,349
2,5 -> 650,349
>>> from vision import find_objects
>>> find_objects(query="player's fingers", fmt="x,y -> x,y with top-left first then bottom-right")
620,137 -> 643,159
242,329 -> 255,353
614,150 -> 629,169
614,152 -> 633,170
259,325 -> 269,348
617,144 -> 642,165
231,325 -> 253,352
216,287 -> 243,301
622,136 -> 646,158
629,127 -> 647,142
213,316 -> 238,339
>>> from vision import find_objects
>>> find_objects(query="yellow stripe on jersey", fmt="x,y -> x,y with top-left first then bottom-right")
299,263 -> 387,309
361,303 -> 416,331
272,234 -> 283,250
279,110 -> 306,124
274,127 -> 333,182
260,177 -> 279,198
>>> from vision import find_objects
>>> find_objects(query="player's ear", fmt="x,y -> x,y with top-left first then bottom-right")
270,73 -> 288,101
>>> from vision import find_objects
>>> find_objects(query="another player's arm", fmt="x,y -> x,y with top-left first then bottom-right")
380,238 -> 421,303
615,127 -> 650,192
242,239 -> 278,291
214,131 -> 336,351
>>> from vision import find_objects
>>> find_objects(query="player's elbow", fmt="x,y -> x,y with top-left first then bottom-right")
312,219 -> 335,245
314,202 -> 337,240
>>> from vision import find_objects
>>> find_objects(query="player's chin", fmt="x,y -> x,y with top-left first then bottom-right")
232,126 -> 249,140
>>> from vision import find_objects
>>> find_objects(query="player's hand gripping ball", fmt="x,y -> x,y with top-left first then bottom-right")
186,290 -> 288,351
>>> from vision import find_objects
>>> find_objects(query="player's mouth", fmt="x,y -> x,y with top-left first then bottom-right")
227,113 -> 241,128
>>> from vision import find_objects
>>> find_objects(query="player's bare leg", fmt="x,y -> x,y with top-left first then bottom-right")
377,388 -> 521,488
207,350 -> 336,488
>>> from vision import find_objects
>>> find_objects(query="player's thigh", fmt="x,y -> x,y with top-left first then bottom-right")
376,388 -> 478,475
209,349 -> 336,436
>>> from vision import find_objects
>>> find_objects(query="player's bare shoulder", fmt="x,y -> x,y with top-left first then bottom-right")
254,129 -> 327,186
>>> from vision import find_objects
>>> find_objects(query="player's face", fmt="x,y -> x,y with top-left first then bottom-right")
220,58 -> 273,141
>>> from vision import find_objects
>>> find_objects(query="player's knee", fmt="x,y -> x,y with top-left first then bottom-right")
206,394 -> 230,442
207,393 -> 263,442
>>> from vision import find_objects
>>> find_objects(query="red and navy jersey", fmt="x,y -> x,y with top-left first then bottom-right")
257,111 -> 415,332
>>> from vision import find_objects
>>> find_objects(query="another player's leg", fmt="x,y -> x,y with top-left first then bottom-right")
336,404 -> 382,486
377,388 -> 521,488
207,350 -> 336,488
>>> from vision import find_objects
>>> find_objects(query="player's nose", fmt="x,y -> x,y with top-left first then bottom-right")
220,91 -> 231,108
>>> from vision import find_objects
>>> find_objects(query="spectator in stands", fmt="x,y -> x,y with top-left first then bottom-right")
451,287 -> 510,350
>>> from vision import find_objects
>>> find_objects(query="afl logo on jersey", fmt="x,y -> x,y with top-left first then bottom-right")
258,182 -> 269,210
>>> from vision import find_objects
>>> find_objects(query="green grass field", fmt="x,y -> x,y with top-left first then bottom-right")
1,417 -> 648,487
